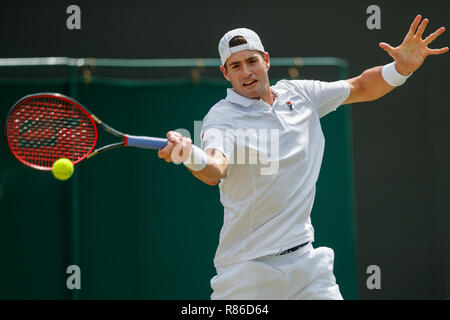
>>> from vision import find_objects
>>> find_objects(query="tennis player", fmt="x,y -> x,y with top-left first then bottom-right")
158,15 -> 447,299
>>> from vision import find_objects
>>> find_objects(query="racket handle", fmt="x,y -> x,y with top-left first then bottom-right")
124,135 -> 168,150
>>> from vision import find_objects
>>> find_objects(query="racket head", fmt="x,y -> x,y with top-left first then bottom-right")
4,93 -> 98,170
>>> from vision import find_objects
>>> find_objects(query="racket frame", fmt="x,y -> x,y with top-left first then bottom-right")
4,92 -> 125,170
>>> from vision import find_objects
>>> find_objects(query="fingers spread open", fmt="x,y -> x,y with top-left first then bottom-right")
427,47 -> 449,55
407,15 -> 422,38
379,42 -> 396,58
415,18 -> 429,38
424,27 -> 446,45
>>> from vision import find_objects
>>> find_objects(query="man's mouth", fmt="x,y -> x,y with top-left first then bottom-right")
242,79 -> 257,87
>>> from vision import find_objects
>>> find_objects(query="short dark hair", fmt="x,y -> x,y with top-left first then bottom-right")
224,36 -> 266,68
229,35 -> 248,48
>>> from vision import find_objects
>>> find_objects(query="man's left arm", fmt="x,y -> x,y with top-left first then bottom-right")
343,15 -> 448,105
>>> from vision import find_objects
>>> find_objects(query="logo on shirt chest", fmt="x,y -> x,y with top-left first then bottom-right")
286,101 -> 294,111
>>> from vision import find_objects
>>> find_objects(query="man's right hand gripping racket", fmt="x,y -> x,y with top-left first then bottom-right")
4,93 -> 170,171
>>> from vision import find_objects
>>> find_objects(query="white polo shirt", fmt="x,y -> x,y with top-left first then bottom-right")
201,79 -> 350,268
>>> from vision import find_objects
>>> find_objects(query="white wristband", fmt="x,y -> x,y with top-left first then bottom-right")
183,145 -> 208,171
381,62 -> 412,87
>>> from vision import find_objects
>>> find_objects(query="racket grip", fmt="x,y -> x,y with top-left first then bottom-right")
124,135 -> 168,150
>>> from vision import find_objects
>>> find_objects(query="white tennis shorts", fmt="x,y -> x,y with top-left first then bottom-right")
210,243 -> 343,300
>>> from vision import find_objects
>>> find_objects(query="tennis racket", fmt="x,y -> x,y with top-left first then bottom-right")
4,92 -> 169,170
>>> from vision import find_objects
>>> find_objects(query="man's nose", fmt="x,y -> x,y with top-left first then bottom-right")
241,64 -> 252,77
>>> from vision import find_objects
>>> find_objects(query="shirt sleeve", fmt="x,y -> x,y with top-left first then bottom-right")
200,106 -> 235,162
201,128 -> 234,163
288,79 -> 351,118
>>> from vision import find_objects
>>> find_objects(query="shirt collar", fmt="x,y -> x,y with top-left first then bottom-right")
225,86 -> 288,107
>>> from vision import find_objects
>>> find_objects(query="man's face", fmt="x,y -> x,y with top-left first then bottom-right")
220,50 -> 270,99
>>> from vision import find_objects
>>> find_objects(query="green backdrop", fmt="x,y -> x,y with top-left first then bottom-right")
0,74 -> 357,299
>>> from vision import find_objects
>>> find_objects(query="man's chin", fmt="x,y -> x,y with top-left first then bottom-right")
235,87 -> 259,100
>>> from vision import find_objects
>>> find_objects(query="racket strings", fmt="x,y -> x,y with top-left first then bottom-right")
6,95 -> 96,170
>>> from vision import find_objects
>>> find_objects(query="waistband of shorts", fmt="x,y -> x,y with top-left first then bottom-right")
276,241 -> 310,256
259,242 -> 313,262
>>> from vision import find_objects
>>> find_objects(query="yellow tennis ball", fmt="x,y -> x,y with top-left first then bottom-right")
52,158 -> 74,181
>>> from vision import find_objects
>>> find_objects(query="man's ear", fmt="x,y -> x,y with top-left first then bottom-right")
220,65 -> 230,81
264,52 -> 270,71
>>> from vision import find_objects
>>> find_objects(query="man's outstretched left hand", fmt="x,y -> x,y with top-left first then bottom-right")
379,15 -> 448,76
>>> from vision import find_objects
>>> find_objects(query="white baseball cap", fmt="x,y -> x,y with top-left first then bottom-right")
218,28 -> 265,65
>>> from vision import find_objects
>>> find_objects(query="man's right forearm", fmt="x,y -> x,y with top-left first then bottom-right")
188,149 -> 228,186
